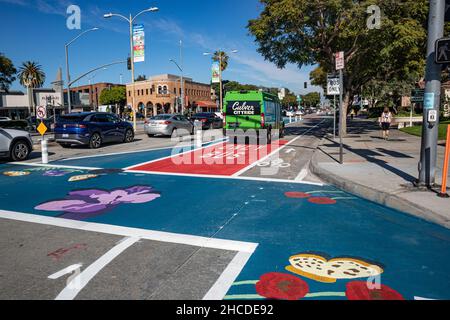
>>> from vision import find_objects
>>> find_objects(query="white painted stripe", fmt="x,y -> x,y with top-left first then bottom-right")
203,251 -> 255,300
9,162 -> 101,170
55,236 -> 139,300
126,170 -> 324,186
295,169 -> 308,181
414,296 -> 437,300
0,210 -> 258,253
58,145 -> 189,162
123,139 -> 227,170
48,264 -> 83,280
232,119 -> 327,177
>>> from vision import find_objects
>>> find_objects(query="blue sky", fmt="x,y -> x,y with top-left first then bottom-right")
0,0 -> 320,95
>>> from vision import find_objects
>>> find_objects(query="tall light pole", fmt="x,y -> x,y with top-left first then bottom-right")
203,50 -> 238,113
104,7 -> 159,131
169,57 -> 184,114
418,0 -> 445,187
65,28 -> 99,114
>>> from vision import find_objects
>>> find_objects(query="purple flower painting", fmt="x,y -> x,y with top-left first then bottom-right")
43,170 -> 71,177
35,186 -> 161,220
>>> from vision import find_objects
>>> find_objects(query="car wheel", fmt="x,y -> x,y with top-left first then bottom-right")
171,128 -> 178,138
147,134 -> 154,138
124,129 -> 134,143
10,140 -> 30,161
89,133 -> 102,149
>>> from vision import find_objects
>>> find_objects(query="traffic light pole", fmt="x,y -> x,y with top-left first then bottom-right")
418,0 -> 445,187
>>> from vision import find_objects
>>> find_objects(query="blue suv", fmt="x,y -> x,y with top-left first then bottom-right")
54,112 -> 134,149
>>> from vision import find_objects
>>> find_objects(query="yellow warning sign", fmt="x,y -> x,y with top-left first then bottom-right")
37,122 -> 48,136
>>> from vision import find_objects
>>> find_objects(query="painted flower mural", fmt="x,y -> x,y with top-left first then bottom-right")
35,186 -> 161,220
346,281 -> 404,300
256,273 -> 309,300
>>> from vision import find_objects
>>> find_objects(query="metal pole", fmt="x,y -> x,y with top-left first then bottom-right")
129,16 -> 137,131
339,69 -> 344,164
333,95 -> 336,140
65,45 -> 72,114
180,40 -> 185,114
219,52 -> 223,114
418,0 -> 445,187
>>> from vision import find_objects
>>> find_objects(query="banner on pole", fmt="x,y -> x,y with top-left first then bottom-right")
211,62 -> 220,84
133,24 -> 145,63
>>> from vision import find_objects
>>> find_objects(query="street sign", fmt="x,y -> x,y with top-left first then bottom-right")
36,106 -> 47,120
411,89 -> 425,103
296,95 -> 302,103
335,51 -> 345,70
327,75 -> 340,95
37,122 -> 48,136
435,38 -> 450,64
424,92 -> 435,109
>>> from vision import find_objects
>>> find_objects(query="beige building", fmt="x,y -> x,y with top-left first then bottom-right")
126,74 -> 217,116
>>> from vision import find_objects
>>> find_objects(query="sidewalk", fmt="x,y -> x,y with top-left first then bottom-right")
310,118 -> 450,229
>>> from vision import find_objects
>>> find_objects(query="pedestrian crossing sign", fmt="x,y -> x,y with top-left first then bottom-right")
436,38 -> 450,64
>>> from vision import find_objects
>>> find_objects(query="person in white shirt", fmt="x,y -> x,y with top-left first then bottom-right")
379,107 -> 393,140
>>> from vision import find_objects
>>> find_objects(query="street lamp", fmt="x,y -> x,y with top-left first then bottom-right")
65,27 -> 99,114
104,7 -> 159,131
203,50 -> 238,113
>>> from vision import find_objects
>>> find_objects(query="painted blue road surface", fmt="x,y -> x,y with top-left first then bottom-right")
1,147 -> 450,301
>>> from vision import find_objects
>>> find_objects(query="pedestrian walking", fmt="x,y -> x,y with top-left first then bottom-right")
379,107 -> 393,140
350,109 -> 356,120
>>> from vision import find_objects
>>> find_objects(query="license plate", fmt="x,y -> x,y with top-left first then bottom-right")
62,134 -> 69,138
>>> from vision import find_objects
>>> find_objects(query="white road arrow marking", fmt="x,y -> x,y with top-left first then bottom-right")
48,264 -> 83,280
285,148 -> 296,154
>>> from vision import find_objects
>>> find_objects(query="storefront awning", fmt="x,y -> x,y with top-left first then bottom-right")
196,101 -> 217,109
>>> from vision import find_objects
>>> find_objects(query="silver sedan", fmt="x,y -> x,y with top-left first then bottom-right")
144,114 -> 194,138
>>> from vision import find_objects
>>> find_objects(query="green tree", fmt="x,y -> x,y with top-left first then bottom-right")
248,0 -> 427,135
0,53 -> 17,91
212,51 -> 230,72
99,86 -> 126,106
18,61 -> 45,89
302,92 -> 321,108
282,94 -> 298,108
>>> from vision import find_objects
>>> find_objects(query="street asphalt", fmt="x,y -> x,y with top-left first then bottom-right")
1,116 -> 450,301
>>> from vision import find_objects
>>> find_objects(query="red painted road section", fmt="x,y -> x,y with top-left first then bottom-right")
129,140 -> 288,176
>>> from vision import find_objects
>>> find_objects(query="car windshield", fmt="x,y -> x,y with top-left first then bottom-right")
151,115 -> 172,121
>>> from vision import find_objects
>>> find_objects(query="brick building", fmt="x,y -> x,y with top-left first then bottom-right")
65,82 -> 125,112
126,74 -> 216,116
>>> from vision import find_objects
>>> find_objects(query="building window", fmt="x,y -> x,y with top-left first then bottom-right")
146,89 -> 149,95
174,88 -> 176,94
128,91 -> 131,97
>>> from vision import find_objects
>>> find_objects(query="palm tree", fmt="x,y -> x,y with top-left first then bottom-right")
18,61 -> 45,116
212,51 -> 229,72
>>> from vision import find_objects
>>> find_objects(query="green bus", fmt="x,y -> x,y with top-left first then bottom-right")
223,90 -> 285,144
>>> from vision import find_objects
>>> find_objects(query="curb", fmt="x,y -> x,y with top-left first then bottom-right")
309,149 -> 450,230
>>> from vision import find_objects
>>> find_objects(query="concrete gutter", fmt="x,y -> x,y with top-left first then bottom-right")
309,149 -> 450,230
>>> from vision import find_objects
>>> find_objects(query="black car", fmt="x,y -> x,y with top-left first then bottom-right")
190,112 -> 223,130
54,112 -> 134,149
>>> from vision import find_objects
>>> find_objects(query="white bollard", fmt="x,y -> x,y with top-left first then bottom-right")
41,138 -> 48,164
289,116 -> 292,123
194,120 -> 202,148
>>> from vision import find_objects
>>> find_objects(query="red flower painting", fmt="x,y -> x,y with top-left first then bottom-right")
256,273 -> 309,300
346,281 -> 404,300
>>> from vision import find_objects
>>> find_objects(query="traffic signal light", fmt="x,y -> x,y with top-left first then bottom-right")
304,82 -> 308,89
127,57 -> 132,70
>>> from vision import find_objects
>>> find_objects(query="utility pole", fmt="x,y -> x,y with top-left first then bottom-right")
180,40 -> 185,114
418,0 -> 445,187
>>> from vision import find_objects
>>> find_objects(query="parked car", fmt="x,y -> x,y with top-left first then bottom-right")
54,112 -> 135,149
0,117 -> 12,121
0,128 -> 33,161
145,114 -> 194,137
191,112 -> 223,130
